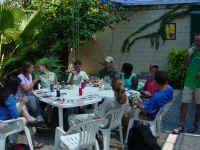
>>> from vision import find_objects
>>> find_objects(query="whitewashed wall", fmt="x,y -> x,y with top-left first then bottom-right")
79,7 -> 190,75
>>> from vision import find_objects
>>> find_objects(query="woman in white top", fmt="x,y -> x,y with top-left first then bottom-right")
67,60 -> 89,85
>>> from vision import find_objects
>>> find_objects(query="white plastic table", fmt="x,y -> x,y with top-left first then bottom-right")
34,86 -> 115,129
34,86 -> 141,130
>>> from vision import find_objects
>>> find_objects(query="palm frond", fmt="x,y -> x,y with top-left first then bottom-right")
19,10 -> 43,43
0,4 -> 24,32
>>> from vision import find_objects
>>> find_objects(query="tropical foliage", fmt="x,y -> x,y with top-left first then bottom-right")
37,0 -> 128,60
167,47 -> 188,89
0,4 -> 46,82
0,0 -> 128,82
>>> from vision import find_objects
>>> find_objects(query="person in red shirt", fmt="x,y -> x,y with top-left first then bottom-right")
141,65 -> 159,98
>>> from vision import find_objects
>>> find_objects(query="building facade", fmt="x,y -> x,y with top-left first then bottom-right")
79,5 -> 193,75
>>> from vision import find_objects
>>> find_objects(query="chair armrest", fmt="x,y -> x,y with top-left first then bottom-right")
56,127 -> 66,136
1,117 -> 26,124
0,117 -> 26,134
1,117 -> 26,129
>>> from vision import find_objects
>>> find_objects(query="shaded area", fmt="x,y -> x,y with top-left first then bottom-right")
162,90 -> 200,134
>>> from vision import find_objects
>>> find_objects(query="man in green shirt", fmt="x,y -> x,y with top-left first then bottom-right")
174,35 -> 200,134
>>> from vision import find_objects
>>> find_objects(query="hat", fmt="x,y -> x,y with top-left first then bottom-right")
105,56 -> 114,63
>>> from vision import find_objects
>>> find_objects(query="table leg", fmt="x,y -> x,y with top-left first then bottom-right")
58,108 -> 64,129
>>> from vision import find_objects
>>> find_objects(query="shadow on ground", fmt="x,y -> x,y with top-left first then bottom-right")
162,91 -> 200,134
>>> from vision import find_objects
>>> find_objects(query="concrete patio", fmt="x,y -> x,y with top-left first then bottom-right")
16,90 -> 200,150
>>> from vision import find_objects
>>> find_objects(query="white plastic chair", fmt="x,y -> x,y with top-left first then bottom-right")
125,101 -> 173,144
68,104 -> 129,150
0,117 -> 33,150
100,104 -> 129,150
54,118 -> 106,150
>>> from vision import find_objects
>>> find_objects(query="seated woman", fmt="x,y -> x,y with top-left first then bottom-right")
97,77 -> 127,118
140,65 -> 159,98
68,77 -> 127,126
37,63 -> 57,89
137,71 -> 173,121
67,60 -> 89,85
0,76 -> 44,148
16,62 -> 43,121
121,63 -> 139,91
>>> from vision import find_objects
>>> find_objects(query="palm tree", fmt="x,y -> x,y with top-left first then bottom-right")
0,4 -> 43,82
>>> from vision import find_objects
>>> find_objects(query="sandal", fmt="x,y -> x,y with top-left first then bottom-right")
187,124 -> 198,133
173,125 -> 184,134
34,142 -> 44,149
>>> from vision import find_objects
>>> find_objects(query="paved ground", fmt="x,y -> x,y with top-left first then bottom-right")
162,90 -> 200,134
16,90 -> 200,150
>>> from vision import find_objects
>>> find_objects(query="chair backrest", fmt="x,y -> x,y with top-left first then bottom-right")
103,104 -> 129,129
67,118 -> 106,148
155,100 -> 173,122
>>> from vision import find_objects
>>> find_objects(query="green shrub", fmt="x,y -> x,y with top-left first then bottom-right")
167,47 -> 188,89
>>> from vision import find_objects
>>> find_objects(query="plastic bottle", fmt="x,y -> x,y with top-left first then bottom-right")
61,81 -> 65,89
50,81 -> 54,92
56,83 -> 60,97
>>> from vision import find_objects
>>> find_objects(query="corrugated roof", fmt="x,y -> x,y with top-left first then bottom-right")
110,0 -> 200,6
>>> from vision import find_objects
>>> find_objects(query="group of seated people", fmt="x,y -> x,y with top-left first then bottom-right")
0,56 -> 173,148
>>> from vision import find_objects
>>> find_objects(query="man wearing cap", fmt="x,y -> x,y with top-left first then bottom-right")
98,56 -> 117,79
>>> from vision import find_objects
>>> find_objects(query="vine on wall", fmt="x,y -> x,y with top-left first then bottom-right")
121,5 -> 191,53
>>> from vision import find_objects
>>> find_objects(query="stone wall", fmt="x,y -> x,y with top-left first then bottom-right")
79,6 -> 190,75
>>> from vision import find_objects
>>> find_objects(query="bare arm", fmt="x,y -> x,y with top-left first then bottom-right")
69,73 -> 75,85
185,55 -> 192,67
137,103 -> 148,115
20,77 -> 40,93
17,97 -> 27,113
132,76 -> 138,90
186,47 -> 194,67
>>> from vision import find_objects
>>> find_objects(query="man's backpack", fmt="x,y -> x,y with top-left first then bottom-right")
128,121 -> 161,150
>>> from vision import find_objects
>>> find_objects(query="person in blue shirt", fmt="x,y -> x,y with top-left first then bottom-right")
0,77 -> 25,120
0,76 -> 44,148
137,71 -> 174,121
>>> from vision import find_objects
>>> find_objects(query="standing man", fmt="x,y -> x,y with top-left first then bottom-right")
98,56 -> 116,79
173,35 -> 200,134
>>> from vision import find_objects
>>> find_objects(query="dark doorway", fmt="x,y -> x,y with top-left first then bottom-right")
191,5 -> 200,44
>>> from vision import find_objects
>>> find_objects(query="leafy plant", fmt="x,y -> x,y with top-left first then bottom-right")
167,47 -> 188,89
36,0 -> 128,62
0,4 -> 44,82
0,0 -> 128,83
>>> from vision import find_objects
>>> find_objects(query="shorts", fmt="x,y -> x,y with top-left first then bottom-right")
182,86 -> 200,104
